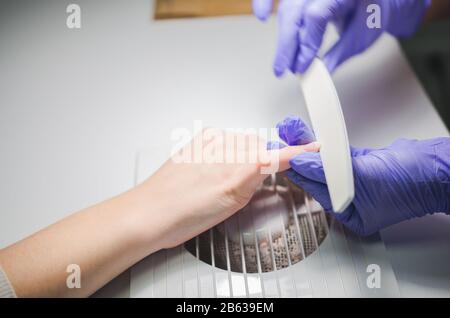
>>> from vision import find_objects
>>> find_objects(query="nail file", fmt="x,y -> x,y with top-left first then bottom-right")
298,58 -> 354,213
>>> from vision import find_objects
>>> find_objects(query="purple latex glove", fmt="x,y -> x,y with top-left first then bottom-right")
274,116 -> 450,236
252,0 -> 430,76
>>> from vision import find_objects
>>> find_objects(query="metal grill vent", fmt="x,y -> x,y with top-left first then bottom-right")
185,173 -> 330,274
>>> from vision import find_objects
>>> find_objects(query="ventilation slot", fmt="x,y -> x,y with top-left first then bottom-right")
185,173 -> 330,273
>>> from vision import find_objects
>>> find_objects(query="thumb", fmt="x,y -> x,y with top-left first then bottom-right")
289,151 -> 326,183
322,25 -> 357,73
323,4 -> 382,73
296,0 -> 346,73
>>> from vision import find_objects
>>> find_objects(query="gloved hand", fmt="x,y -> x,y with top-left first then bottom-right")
273,116 -> 450,236
252,0 -> 430,76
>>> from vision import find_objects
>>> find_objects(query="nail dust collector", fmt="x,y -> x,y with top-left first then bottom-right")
130,59 -> 400,298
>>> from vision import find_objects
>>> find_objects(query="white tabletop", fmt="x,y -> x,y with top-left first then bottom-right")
0,0 -> 449,297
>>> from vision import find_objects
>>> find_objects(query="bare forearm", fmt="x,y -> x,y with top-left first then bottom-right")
0,136 -> 311,297
0,185 -> 161,297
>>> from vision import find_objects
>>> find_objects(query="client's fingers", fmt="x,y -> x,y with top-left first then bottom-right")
267,142 -> 321,172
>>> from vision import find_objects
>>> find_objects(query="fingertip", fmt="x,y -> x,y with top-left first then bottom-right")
273,64 -> 285,77
323,56 -> 338,74
253,0 -> 273,21
254,12 -> 269,22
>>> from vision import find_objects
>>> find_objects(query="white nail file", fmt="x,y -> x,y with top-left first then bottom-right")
298,58 -> 354,213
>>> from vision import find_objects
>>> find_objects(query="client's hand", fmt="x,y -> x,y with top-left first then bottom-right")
138,128 -> 320,248
0,128 -> 318,297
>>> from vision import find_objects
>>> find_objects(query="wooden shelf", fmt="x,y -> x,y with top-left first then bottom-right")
155,0 -> 258,19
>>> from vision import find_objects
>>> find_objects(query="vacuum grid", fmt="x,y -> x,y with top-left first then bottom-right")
185,173 -> 330,274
